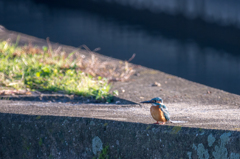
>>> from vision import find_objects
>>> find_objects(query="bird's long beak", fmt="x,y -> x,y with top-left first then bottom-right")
140,100 -> 154,103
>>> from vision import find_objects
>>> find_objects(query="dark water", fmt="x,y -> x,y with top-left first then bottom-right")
1,0 -> 240,95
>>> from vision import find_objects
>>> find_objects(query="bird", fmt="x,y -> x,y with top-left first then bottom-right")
141,97 -> 187,125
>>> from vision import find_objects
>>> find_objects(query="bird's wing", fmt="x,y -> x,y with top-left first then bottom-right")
160,105 -> 170,121
158,104 -> 187,123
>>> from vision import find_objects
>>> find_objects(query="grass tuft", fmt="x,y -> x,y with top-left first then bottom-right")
0,39 -> 135,102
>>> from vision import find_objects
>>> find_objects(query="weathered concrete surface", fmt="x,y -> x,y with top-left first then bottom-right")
1,26 -> 240,158
0,100 -> 240,131
0,25 -> 240,130
0,113 -> 240,159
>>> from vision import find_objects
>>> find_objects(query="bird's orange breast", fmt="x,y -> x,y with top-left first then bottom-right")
150,106 -> 166,122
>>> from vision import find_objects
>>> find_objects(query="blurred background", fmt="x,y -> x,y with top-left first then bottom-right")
1,0 -> 240,95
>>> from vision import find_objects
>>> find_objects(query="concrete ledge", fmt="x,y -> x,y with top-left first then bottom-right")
0,113 -> 239,159
1,26 -> 240,158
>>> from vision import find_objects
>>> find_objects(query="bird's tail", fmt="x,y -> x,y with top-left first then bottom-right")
170,120 -> 188,123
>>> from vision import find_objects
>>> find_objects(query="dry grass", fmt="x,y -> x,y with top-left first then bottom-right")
11,39 -> 135,82
0,38 -> 135,101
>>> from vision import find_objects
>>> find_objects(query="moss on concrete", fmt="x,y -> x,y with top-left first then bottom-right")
92,136 -> 103,155
171,126 -> 182,134
212,132 -> 231,159
207,133 -> 216,147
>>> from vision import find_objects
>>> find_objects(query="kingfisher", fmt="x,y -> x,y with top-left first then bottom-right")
141,97 -> 186,125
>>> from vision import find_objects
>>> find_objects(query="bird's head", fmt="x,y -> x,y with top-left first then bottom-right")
140,97 -> 163,106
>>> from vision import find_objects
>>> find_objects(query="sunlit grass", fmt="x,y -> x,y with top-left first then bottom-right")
0,40 -> 126,102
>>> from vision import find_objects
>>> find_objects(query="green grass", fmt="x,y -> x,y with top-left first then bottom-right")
0,40 -> 118,102
99,145 -> 109,159
92,145 -> 109,159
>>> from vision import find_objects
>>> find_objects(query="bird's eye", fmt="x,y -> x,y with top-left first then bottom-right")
152,100 -> 156,103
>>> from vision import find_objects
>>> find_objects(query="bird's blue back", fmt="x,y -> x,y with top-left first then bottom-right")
156,103 -> 170,121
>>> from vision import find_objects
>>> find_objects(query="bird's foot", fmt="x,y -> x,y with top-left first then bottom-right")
153,122 -> 166,125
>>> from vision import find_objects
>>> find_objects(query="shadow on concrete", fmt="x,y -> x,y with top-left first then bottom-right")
1,112 -> 239,158
0,93 -> 136,104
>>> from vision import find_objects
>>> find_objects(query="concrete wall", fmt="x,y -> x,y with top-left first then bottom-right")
0,113 -> 239,159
